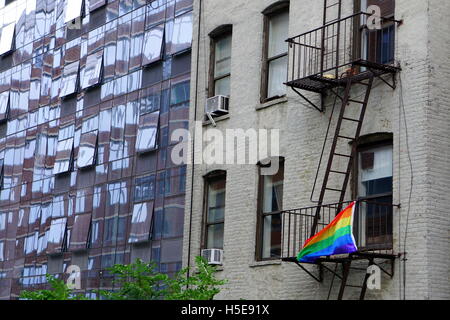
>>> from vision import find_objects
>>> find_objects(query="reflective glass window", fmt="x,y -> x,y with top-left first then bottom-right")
80,49 -> 103,90
65,0 -> 84,24
129,201 -> 154,243
60,61 -> 80,97
142,24 -> 164,66
69,213 -> 92,251
77,130 -> 98,168
47,217 -> 67,254
0,23 -> 15,56
136,111 -> 159,153
170,11 -> 192,54
0,91 -> 9,122
89,0 -> 106,12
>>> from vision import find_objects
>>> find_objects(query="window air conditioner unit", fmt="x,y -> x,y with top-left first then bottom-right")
201,249 -> 223,266
205,95 -> 229,116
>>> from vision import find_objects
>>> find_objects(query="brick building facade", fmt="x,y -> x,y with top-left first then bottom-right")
183,0 -> 450,300
0,0 -> 192,299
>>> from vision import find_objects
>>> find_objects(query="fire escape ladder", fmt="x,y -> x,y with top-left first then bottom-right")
310,75 -> 375,237
319,0 -> 343,111
324,258 -> 375,300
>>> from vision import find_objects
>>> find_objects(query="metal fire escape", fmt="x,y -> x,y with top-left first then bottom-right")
281,0 -> 402,300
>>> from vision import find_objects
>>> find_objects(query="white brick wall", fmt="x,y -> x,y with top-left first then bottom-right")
183,0 -> 450,300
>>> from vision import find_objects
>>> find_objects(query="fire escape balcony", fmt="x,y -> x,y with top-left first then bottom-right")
285,11 -> 402,106
279,200 -> 399,263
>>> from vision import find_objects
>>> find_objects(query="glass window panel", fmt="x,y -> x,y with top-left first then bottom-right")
0,91 -> 9,121
146,0 -> 165,28
140,84 -> 161,114
65,0 -> 83,23
69,213 -> 92,251
134,174 -> 156,202
170,11 -> 192,54
80,49 -> 103,90
260,161 -> 284,259
267,55 -> 287,98
160,239 -> 182,263
170,80 -> 189,106
214,76 -> 230,97
58,125 -> 75,141
142,24 -> 164,66
214,34 -> 231,78
162,205 -> 184,238
175,0 -> 193,15
53,138 -> 74,174
262,213 -> 282,259
262,166 -> 284,214
82,115 -> 99,133
24,232 -> 39,255
0,23 -> 15,56
89,0 -> 106,12
60,61 -> 80,97
47,218 -> 67,254
358,145 -> 393,197
129,201 -> 154,243
77,130 -> 98,168
206,224 -> 223,250
136,111 -> 159,153
268,10 -> 289,58
207,179 -> 225,223
0,241 -> 4,262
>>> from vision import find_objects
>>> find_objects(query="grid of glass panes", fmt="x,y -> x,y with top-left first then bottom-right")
0,0 -> 192,298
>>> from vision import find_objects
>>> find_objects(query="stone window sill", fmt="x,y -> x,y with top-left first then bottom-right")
249,260 -> 282,268
256,96 -> 288,111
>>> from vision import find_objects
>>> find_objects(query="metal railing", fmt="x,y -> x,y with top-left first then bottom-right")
281,200 -> 396,259
287,12 -> 400,83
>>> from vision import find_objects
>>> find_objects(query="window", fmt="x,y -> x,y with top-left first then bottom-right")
0,23 -> 15,56
203,172 -> 226,249
134,175 -> 156,202
77,117 -> 99,169
170,80 -> 190,107
0,240 -> 4,262
257,159 -> 284,260
261,3 -> 289,101
170,11 -> 193,55
0,91 -> 9,122
209,27 -> 232,97
47,218 -> 67,254
65,0 -> 84,24
142,24 -> 164,66
69,213 -> 92,251
361,0 -> 395,64
60,61 -> 80,97
89,0 -> 106,12
80,50 -> 104,90
53,125 -> 75,175
129,201 -> 154,244
356,141 -> 393,249
136,111 -> 159,153
0,159 -> 3,189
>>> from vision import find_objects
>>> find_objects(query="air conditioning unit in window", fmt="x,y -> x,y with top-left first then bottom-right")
205,95 -> 229,116
201,249 -> 223,266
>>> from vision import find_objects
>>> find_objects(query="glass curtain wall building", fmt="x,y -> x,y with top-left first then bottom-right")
0,0 -> 192,299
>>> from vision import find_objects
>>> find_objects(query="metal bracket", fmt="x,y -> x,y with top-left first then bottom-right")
205,112 -> 217,127
294,261 -> 323,283
291,87 -> 324,113
368,68 -> 397,90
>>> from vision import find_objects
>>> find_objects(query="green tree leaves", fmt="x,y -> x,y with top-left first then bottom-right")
20,256 -> 226,301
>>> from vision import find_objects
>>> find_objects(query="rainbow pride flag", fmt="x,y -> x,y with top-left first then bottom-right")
297,202 -> 358,263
